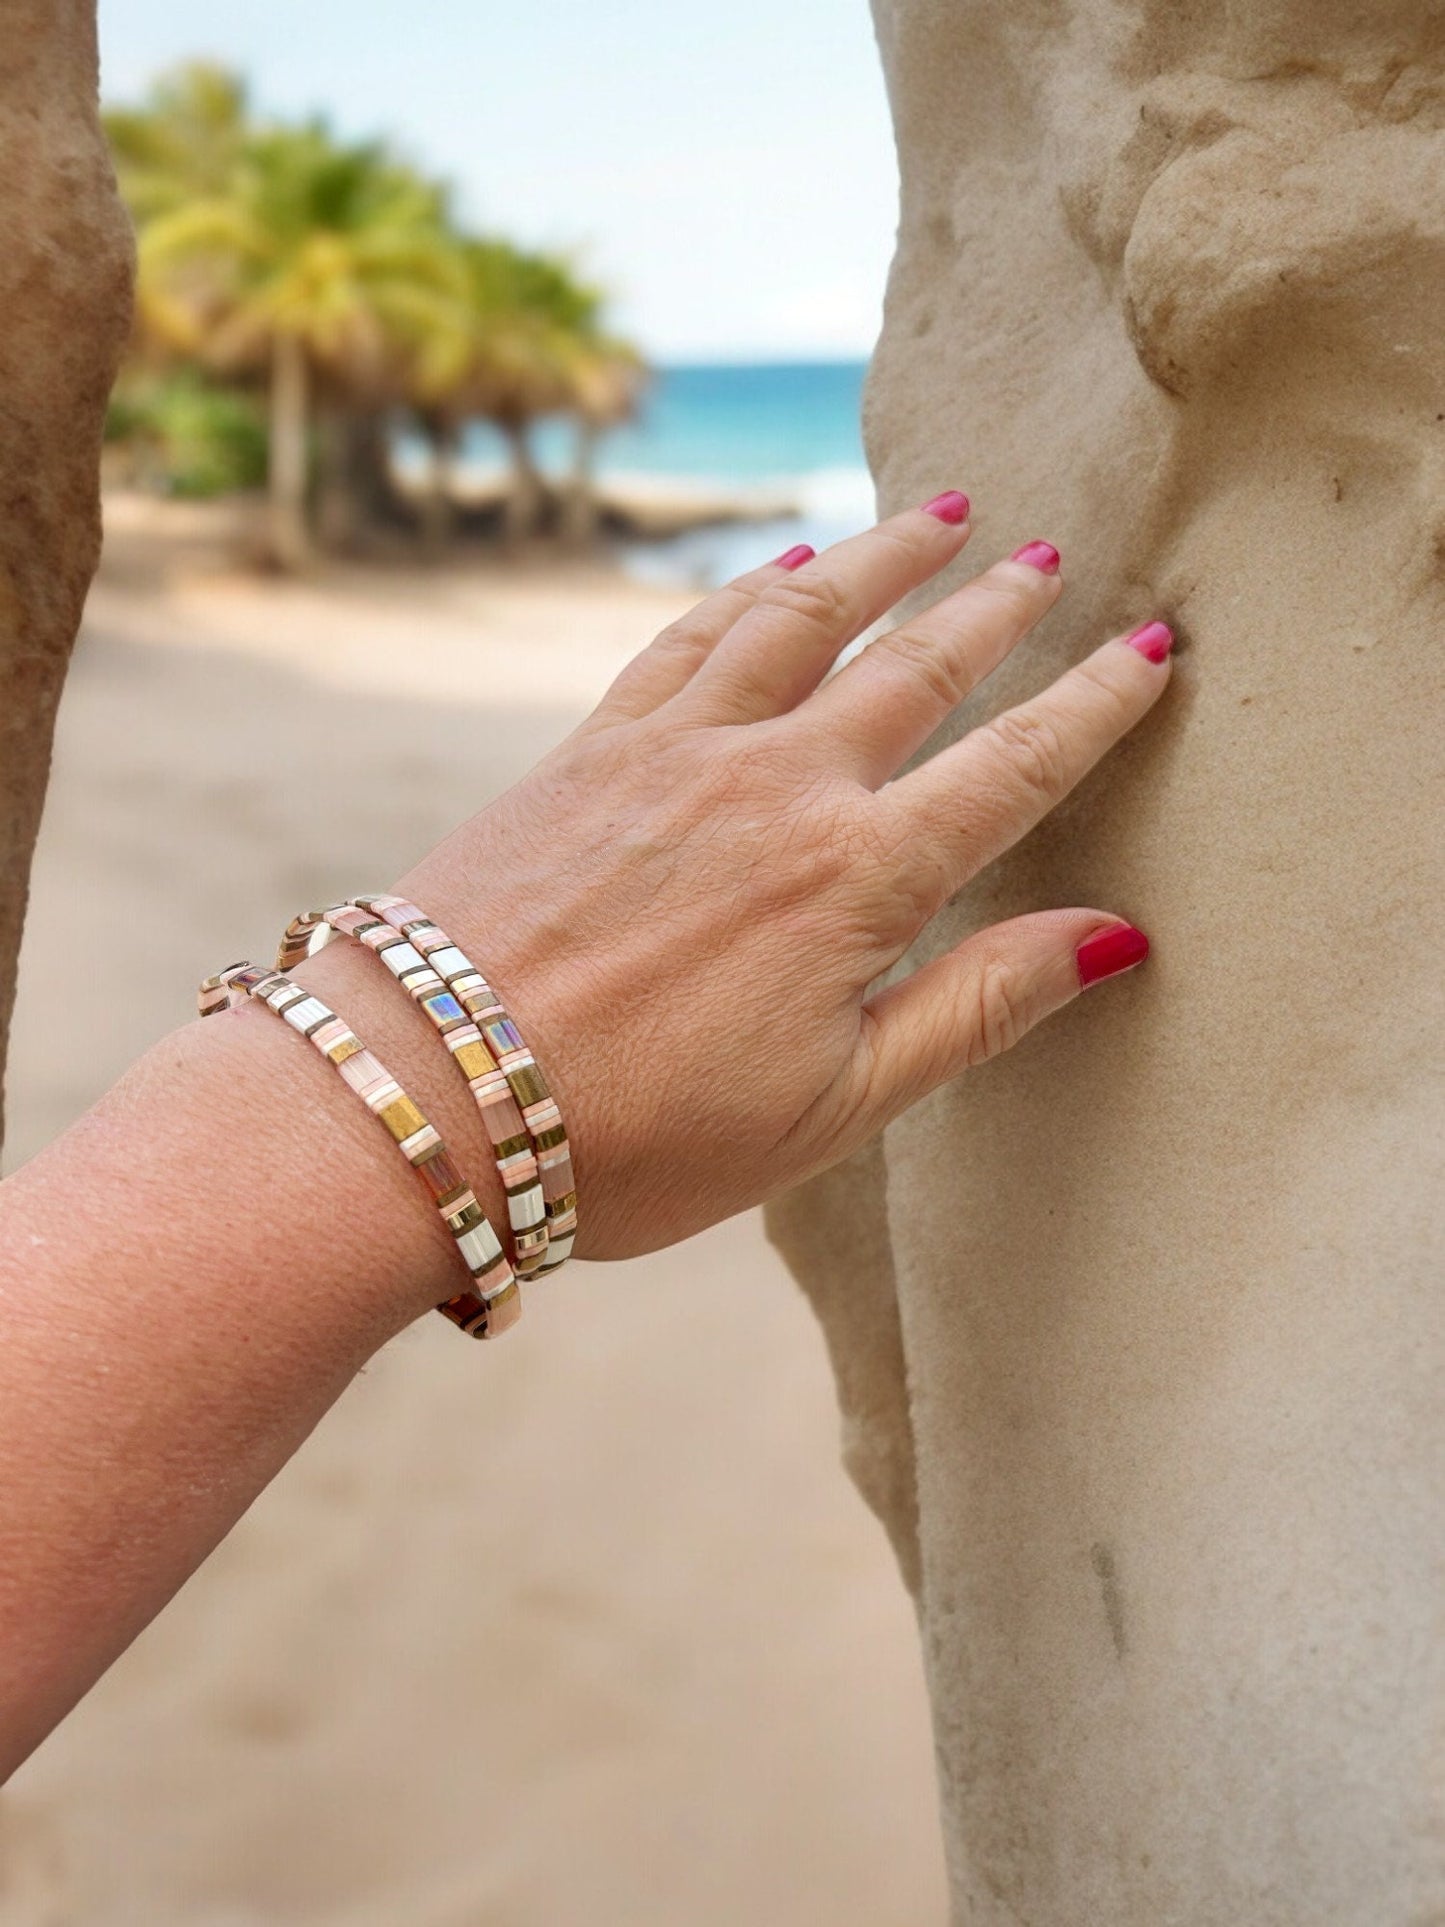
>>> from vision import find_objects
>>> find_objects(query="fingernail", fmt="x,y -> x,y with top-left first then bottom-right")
1122,619 -> 1173,663
1010,540 -> 1061,575
773,543 -> 815,571
1076,922 -> 1150,989
922,490 -> 970,525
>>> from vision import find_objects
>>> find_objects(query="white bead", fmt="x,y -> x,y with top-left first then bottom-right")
282,996 -> 329,1032
427,945 -> 471,979
508,1186 -> 546,1230
380,941 -> 427,978
458,1221 -> 503,1272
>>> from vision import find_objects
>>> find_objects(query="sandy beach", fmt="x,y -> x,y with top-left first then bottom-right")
0,499 -> 945,1925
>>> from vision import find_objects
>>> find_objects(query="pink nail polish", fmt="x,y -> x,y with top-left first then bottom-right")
1010,540 -> 1061,575
921,490 -> 970,525
773,543 -> 814,571
1076,922 -> 1150,989
1122,620 -> 1173,663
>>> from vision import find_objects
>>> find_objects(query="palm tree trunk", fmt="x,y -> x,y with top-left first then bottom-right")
268,331 -> 310,569
421,417 -> 459,556
498,418 -> 543,547
562,420 -> 600,548
314,406 -> 357,555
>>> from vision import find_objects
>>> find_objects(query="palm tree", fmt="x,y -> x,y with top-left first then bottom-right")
136,124 -> 460,566
411,241 -> 567,546
560,335 -> 649,545
412,240 -> 645,547
107,65 -> 650,559
104,63 -> 249,226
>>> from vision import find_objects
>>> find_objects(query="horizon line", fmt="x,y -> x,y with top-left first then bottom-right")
644,350 -> 872,369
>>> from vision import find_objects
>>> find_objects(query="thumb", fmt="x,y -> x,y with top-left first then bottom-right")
854,908 -> 1150,1129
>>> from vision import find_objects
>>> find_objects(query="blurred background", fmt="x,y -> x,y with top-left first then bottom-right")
95,0 -> 897,582
0,5 -> 948,1921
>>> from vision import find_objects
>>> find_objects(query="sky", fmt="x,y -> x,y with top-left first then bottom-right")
99,1 -> 900,364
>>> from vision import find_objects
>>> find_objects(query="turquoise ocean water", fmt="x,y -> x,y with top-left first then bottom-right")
461,359 -> 875,587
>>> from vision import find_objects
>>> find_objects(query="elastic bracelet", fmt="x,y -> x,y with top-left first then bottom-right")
279,896 -> 577,1274
276,902 -> 550,1275
361,894 -> 578,1270
197,962 -> 521,1339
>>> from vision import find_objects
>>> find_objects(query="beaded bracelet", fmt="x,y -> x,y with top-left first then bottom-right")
279,895 -> 577,1274
276,902 -> 550,1276
198,961 -> 521,1339
360,895 -> 579,1272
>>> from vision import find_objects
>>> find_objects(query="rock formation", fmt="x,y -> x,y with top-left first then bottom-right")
768,2 -> 1445,1918
0,3 -> 133,1153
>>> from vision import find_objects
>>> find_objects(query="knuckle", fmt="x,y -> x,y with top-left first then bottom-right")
869,523 -> 934,569
796,784 -> 891,902
965,957 -> 1034,1068
872,627 -> 967,714
974,572 -> 1044,622
763,567 -> 852,635
1075,656 -> 1140,727
827,794 -> 895,877
649,614 -> 713,665
841,822 -> 938,949
981,706 -> 1071,802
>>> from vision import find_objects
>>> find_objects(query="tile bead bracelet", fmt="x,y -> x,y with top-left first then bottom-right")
276,902 -> 552,1277
363,896 -> 579,1272
344,895 -> 576,1273
197,961 -> 520,1339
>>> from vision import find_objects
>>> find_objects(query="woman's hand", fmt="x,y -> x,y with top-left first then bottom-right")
390,494 -> 1173,1260
0,494 -> 1174,1767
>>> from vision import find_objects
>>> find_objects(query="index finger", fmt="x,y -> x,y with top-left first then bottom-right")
587,542 -> 817,727
672,492 -> 975,726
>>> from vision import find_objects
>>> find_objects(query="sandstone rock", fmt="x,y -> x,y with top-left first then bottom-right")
769,3 -> 1445,1918
0,2 -> 133,1154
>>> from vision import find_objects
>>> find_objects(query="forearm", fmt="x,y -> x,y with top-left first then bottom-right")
0,924 -> 512,1777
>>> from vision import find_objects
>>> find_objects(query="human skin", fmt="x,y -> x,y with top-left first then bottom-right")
765,3 -> 1445,1920
0,500 -> 1173,1779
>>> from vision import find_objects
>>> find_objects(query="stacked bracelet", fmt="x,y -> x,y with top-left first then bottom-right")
197,961 -> 520,1339
277,902 -> 552,1275
280,895 -> 577,1275
359,895 -> 578,1271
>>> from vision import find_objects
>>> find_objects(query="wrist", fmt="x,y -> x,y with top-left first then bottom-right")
282,931 -> 517,1326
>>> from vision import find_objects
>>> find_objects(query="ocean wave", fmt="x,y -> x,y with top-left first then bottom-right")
596,462 -> 875,522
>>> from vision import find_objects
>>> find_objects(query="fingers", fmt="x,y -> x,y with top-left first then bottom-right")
672,492 -> 975,726
884,621 -> 1175,917
848,909 -> 1150,1134
797,543 -> 1065,784
587,544 -> 817,726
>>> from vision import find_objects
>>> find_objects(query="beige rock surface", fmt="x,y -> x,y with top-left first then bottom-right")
0,1 -> 132,1153
768,3 -> 1445,1920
